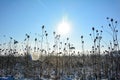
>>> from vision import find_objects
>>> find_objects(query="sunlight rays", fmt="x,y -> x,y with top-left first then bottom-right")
57,17 -> 71,36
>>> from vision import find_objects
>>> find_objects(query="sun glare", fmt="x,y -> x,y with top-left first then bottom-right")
57,18 -> 71,35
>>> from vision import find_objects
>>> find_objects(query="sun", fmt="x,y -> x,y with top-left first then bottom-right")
57,18 -> 71,35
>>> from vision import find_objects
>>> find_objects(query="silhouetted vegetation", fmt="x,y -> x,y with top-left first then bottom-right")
0,17 -> 120,80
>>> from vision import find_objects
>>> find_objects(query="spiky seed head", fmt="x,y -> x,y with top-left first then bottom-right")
60,42 -> 62,44
97,45 -> 99,48
96,30 -> 98,33
14,40 -> 18,44
35,38 -> 37,41
10,37 -> 12,39
110,42 -> 112,44
82,41 -> 84,44
25,34 -> 28,36
27,35 -> 30,38
46,33 -> 48,36
89,34 -> 92,36
96,37 -> 98,39
67,37 -> 69,40
53,31 -> 55,35
109,24 -> 111,27
115,21 -> 117,23
65,43 -> 67,45
64,48 -> 66,51
81,35 -> 83,39
42,25 -> 44,29
59,48 -> 61,50
95,48 -> 97,50
94,39 -> 96,42
24,38 -> 26,41
53,45 -> 56,48
112,48 -> 114,50
116,30 -> 118,32
106,17 -> 109,20
111,18 -> 113,22
92,27 -> 94,31
108,47 -> 110,49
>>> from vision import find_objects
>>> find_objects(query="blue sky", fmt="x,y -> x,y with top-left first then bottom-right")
0,0 -> 120,51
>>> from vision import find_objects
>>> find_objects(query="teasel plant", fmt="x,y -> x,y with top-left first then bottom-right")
34,38 -> 37,52
92,27 -> 96,52
45,30 -> 49,56
89,27 -> 101,79
100,17 -> 120,79
53,31 -> 57,76
90,27 -> 96,76
68,42 -> 74,75
13,39 -> 19,57
62,42 -> 68,75
66,37 -> 71,75
38,25 -> 46,77
25,33 -> 30,55
81,35 -> 84,54
106,17 -> 120,79
34,33 -> 41,53
107,17 -> 119,51
41,25 -> 44,51
44,30 -> 51,75
53,31 -> 56,56
90,27 -> 97,70
53,31 -> 61,78
96,29 -> 103,79
56,34 -> 61,77
9,37 -> 13,55
24,33 -> 31,72
80,35 -> 86,80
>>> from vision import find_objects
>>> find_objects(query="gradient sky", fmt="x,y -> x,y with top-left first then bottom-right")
0,0 -> 120,51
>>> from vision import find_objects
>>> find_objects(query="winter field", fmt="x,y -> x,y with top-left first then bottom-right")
0,0 -> 120,80
0,18 -> 120,80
